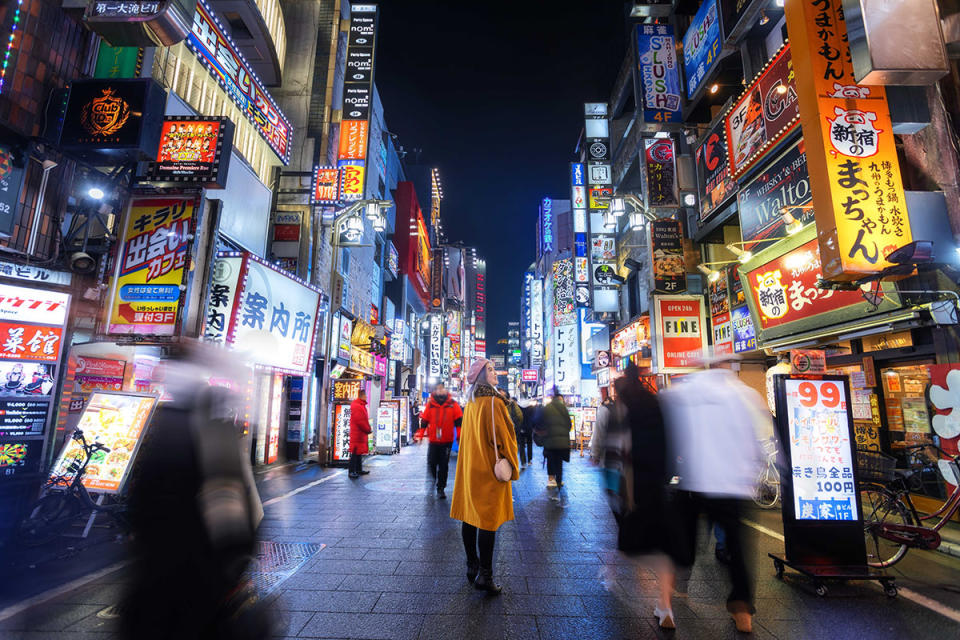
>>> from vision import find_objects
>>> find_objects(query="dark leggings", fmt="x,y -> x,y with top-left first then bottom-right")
545,450 -> 564,486
461,523 -> 496,571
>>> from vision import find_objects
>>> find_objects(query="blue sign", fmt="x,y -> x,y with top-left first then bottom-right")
541,197 -> 554,254
636,24 -> 682,124
570,163 -> 585,187
731,305 -> 756,353
574,234 -> 587,258
682,0 -> 722,98
120,284 -> 181,302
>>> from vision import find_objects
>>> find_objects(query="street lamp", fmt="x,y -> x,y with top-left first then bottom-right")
316,197 -> 392,465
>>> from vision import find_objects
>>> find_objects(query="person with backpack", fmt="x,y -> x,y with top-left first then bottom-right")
419,382 -> 463,499
540,388 -> 572,490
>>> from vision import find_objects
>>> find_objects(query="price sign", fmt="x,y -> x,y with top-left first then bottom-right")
783,378 -> 858,521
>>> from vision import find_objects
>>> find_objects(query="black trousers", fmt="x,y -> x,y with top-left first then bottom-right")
348,452 -> 364,475
516,432 -> 533,465
545,449 -> 565,486
427,442 -> 452,489
461,523 -> 496,571
679,493 -> 754,611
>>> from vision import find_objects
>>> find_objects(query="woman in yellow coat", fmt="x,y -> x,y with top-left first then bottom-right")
450,358 -> 519,594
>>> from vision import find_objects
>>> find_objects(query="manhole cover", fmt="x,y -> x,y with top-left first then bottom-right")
248,541 -> 324,595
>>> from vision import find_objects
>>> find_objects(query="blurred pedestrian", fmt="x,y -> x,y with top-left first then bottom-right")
450,358 -> 519,594
610,363 -> 681,630
122,341 -> 267,640
349,388 -> 372,479
420,382 -> 463,499
541,389 -> 571,490
517,401 -> 535,467
660,361 -> 766,633
590,384 -> 617,465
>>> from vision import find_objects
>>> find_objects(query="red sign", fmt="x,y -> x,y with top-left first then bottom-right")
338,120 -> 369,160
725,45 -> 800,178
746,238 -> 867,330
654,296 -> 707,372
157,119 -> 220,165
0,322 -> 63,362
75,357 -> 125,378
312,166 -> 341,204
712,311 -> 733,355
521,369 -> 538,382
273,224 -> 300,242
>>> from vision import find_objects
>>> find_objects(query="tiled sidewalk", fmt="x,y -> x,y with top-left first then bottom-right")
1,444 -> 956,639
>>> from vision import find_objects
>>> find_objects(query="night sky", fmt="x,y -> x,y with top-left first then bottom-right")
376,1 -> 627,341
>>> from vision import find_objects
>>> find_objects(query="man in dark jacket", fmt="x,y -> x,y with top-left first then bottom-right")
419,383 -> 463,498
542,389 -> 572,490
349,388 -> 372,478
514,400 -> 534,467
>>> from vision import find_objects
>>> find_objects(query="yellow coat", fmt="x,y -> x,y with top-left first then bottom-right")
449,390 -> 519,531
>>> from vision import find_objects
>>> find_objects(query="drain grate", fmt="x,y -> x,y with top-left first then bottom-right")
247,541 -> 324,596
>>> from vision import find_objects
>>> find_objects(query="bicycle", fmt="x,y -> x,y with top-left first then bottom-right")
858,444 -> 960,568
753,438 -> 781,509
16,429 -> 130,546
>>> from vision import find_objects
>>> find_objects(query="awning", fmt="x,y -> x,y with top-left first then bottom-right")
761,303 -> 953,352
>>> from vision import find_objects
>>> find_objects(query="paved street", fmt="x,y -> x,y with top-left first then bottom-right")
2,444 -> 959,639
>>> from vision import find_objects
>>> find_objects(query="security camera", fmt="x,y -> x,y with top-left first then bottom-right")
69,252 -> 97,275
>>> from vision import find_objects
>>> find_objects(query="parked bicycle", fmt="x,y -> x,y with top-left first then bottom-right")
753,437 -> 781,509
17,429 -> 129,546
858,444 -> 960,568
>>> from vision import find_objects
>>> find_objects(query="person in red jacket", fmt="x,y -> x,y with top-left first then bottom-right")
349,388 -> 372,479
420,383 -> 463,499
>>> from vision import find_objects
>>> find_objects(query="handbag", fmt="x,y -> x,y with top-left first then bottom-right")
489,397 -> 513,482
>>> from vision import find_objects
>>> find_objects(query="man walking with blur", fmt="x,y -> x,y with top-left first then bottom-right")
420,383 -> 463,499
349,388 -> 372,479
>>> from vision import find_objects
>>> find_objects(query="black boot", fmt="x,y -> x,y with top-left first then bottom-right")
437,487 -> 446,499
474,568 -> 502,595
466,559 -> 479,584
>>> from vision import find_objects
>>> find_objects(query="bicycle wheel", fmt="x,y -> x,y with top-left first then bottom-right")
860,483 -> 912,568
753,465 -> 780,509
16,493 -> 81,547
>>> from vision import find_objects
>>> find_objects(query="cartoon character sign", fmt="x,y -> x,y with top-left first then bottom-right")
828,83 -> 872,99
826,107 -> 882,158
754,269 -> 789,320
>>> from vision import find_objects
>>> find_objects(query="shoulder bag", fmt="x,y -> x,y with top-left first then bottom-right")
489,397 -> 513,482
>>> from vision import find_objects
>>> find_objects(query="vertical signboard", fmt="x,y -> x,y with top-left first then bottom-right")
107,194 -> 197,336
584,103 -> 617,313
635,24 -> 682,124
0,284 -> 70,481
643,138 -> 679,208
530,277 -> 544,366
650,218 -> 686,293
553,323 -> 580,397
312,166 -> 341,205
552,259 -> 575,327
539,197 -> 554,255
654,295 -> 708,373
203,253 -> 243,344
682,0 -> 722,98
570,164 -> 590,304
785,0 -> 911,279
709,269 -> 733,355
695,119 -> 736,222
429,313 -> 442,380
337,4 -> 379,202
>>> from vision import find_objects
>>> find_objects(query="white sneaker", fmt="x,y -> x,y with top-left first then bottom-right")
546,477 -> 557,488
654,606 -> 676,630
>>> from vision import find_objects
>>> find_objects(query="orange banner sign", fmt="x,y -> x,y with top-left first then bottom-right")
785,0 -> 911,280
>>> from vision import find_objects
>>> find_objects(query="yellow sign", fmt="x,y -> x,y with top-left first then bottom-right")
785,0 -> 911,280
107,196 -> 195,335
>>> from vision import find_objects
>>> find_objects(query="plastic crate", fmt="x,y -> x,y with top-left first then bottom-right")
857,450 -> 896,484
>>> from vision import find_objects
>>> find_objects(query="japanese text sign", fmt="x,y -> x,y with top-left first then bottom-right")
651,218 -> 686,293
226,254 -> 322,374
187,0 -> 291,163
635,24 -> 682,124
724,45 -> 800,178
202,254 -> 242,344
644,138 -> 679,208
654,295 -> 708,373
338,160 -> 366,202
784,0 -> 911,279
695,118 -> 736,221
0,323 -> 63,362
552,259 -> 575,326
683,0 -> 722,98
746,238 -> 867,330
0,284 -> 69,326
731,304 -> 756,353
784,378 -> 858,521
0,262 -> 71,287
312,166 -> 341,205
108,195 -> 196,336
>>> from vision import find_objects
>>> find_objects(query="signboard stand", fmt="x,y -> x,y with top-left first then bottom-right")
768,374 -> 896,597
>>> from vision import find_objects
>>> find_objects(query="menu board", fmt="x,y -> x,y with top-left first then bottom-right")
49,392 -> 158,494
784,378 -> 857,521
0,399 -> 50,437
376,403 -> 397,450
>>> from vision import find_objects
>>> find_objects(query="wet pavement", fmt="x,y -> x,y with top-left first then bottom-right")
1,444 -> 959,639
